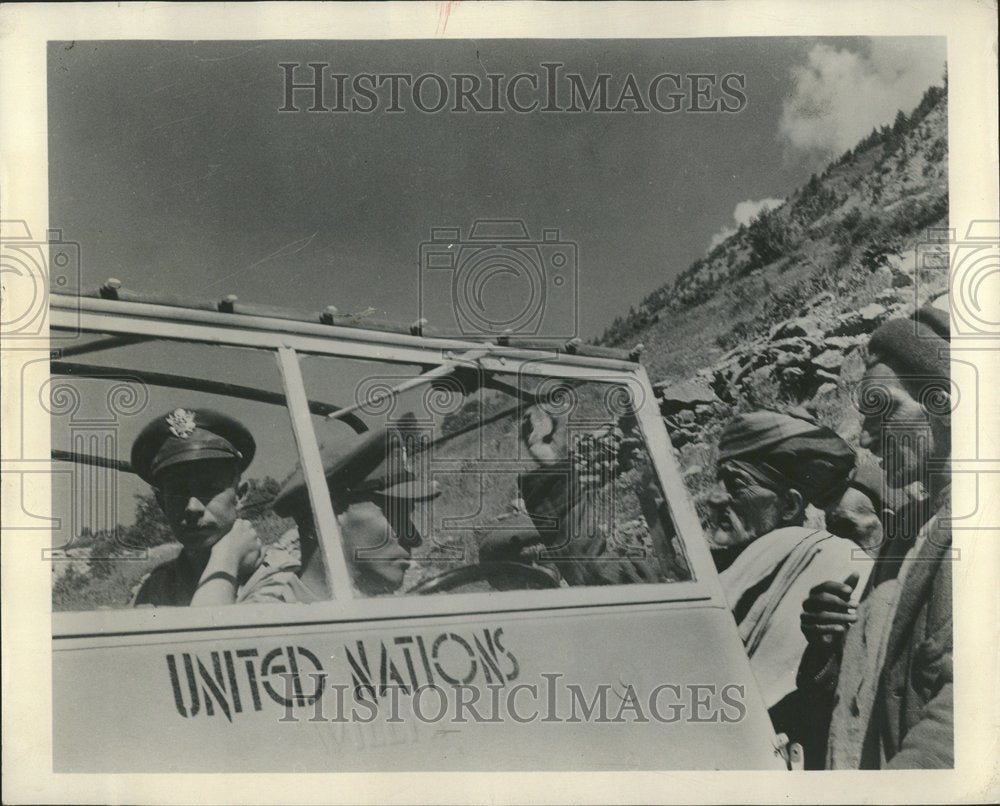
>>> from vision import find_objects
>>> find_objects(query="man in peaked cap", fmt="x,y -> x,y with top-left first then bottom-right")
130,408 -> 262,607
236,415 -> 442,603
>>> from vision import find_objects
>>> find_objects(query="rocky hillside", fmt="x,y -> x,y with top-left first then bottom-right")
599,81 -> 950,520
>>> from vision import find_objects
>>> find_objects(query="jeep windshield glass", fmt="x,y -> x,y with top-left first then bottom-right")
47,329 -> 326,611
299,354 -> 692,597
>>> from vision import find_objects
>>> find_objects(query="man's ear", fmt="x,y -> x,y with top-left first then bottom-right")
236,479 -> 249,503
779,487 -> 805,524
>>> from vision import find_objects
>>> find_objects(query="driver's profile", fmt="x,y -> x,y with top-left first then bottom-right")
476,405 -> 671,587
239,418 -> 442,602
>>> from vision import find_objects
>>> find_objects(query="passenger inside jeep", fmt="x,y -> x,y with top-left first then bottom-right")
474,405 -> 678,587
240,418 -> 444,602
49,333 -> 306,611
277,359 -> 694,597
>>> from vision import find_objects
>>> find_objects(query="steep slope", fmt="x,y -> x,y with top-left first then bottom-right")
601,82 -> 948,385
598,82 -> 950,523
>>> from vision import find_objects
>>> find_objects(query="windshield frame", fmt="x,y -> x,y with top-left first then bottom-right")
50,296 -> 724,638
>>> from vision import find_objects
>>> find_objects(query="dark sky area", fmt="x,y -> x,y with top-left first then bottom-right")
48,38 -> 945,339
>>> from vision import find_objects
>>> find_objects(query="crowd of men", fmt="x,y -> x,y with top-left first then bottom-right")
125,294 -> 952,770
704,293 -> 952,769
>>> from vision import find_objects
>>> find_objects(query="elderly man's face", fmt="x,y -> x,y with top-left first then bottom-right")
859,361 -> 948,489
824,487 -> 883,552
704,463 -> 797,547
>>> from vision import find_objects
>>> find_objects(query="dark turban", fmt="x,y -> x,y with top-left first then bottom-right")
718,409 -> 856,509
867,295 -> 950,385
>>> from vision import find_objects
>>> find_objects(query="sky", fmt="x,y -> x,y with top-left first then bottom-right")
48,37 -> 946,341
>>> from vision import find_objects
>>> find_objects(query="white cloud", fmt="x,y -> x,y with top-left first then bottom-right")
733,198 -> 783,227
780,39 -> 946,154
708,226 -> 737,251
708,197 -> 783,250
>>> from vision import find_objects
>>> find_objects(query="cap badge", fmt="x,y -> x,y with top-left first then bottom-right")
166,408 -> 197,439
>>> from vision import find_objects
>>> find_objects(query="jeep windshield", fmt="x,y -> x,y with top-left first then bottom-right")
50,314 -> 691,612
302,353 -> 693,597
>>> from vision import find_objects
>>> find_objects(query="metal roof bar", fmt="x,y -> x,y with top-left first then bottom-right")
51,296 -> 638,373
324,347 -> 489,423
53,288 -> 637,364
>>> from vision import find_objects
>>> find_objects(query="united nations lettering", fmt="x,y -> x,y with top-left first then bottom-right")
164,626 -> 519,720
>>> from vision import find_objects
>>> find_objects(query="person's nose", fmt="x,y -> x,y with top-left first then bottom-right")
184,496 -> 206,520
705,487 -> 732,510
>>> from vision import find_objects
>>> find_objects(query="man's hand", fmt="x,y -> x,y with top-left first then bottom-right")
522,407 -> 569,465
209,519 -> 261,580
800,572 -> 861,646
191,520 -> 261,607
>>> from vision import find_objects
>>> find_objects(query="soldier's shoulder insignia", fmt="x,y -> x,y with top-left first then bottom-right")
166,408 -> 197,439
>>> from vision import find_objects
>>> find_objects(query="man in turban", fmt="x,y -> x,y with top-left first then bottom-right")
704,408 -> 869,753
798,295 -> 952,769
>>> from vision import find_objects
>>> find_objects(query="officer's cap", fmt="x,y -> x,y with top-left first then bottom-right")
131,407 -> 256,485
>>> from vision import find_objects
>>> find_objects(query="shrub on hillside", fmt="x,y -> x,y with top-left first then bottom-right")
888,195 -> 949,238
714,320 -> 756,351
792,174 -> 841,225
746,207 -> 794,271
926,137 -> 947,165
861,239 -> 903,272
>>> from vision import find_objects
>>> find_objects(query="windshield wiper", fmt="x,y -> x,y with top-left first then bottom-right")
54,335 -> 153,359
50,360 -> 369,433
324,347 -> 491,424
